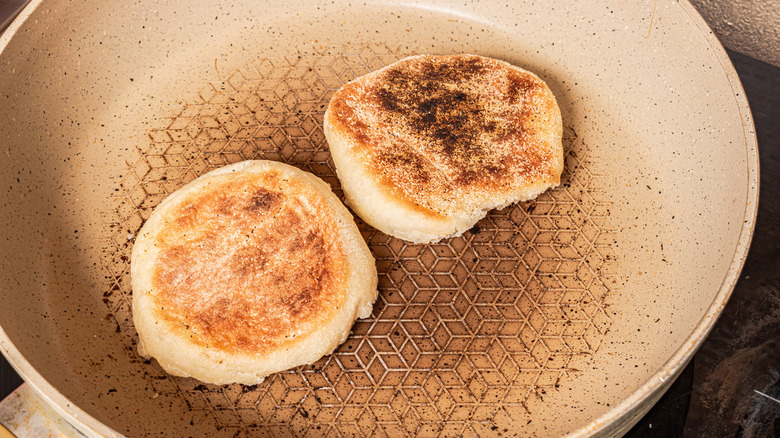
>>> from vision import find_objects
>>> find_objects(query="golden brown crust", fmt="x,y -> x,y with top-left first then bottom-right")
149,171 -> 348,355
328,54 -> 561,217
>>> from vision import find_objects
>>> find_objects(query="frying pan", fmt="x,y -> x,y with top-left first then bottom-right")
0,0 -> 758,436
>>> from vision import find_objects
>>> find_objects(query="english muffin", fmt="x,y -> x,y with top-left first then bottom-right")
324,54 -> 563,243
131,160 -> 377,385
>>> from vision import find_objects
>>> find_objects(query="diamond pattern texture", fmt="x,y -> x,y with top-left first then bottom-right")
102,44 -> 616,436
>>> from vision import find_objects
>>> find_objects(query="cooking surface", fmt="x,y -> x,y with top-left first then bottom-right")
1,48 -> 772,437
0,0 -> 774,436
98,45 -> 619,436
0,48 -> 769,438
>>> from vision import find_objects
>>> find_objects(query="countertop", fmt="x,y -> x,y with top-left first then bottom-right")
0,1 -> 778,437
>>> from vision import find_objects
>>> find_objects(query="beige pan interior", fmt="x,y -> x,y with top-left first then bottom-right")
0,0 -> 757,437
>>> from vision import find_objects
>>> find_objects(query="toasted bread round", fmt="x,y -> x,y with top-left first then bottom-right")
131,160 -> 377,385
324,54 -> 563,243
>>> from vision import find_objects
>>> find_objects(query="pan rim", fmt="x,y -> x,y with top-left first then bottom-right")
0,0 -> 760,436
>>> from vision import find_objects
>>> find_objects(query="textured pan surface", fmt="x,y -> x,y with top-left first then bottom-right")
0,0 -> 757,437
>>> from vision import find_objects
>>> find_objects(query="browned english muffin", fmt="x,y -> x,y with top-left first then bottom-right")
324,54 -> 563,243
131,161 -> 377,384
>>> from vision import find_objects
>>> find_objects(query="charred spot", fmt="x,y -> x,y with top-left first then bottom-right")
382,150 -> 431,184
172,204 -> 199,229
235,335 -> 250,348
376,87 -> 402,113
336,88 -> 386,144
284,288 -> 316,316
507,72 -> 536,102
457,169 -> 479,185
416,98 -> 437,113
413,165 -> 431,184
337,55 -> 544,193
383,67 -> 404,84
441,141 -> 455,157
485,163 -> 507,176
289,230 -> 324,253
246,188 -> 282,212
330,98 -> 358,124
454,56 -> 488,75
373,61 -> 506,168
215,195 -> 236,216
231,245 -> 268,277
377,62 -> 485,134
304,230 -> 324,250
276,210 -> 303,234
351,118 -> 371,144
417,56 -> 487,82
416,99 -> 440,126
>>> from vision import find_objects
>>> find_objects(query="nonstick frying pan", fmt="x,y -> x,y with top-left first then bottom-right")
0,0 -> 758,436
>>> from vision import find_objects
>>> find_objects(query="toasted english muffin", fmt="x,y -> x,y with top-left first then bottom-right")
131,160 -> 377,385
324,54 -> 563,243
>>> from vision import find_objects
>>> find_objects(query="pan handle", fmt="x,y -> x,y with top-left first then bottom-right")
0,423 -> 14,438
0,383 -> 83,437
